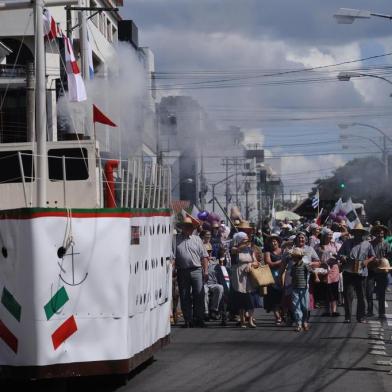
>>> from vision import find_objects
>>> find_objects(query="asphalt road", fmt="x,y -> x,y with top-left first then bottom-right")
118,307 -> 391,392
1,299 -> 391,392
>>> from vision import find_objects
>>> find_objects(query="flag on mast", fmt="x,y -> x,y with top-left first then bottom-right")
43,9 -> 59,41
63,36 -> 87,102
93,104 -> 117,127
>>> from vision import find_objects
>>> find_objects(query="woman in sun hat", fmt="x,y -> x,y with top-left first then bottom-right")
314,228 -> 341,317
264,235 -> 284,325
231,232 -> 259,328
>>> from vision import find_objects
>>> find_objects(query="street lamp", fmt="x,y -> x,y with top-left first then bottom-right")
171,177 -> 194,193
338,123 -> 392,179
337,71 -> 392,91
334,8 -> 392,24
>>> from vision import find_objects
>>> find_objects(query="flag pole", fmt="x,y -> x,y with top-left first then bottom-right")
317,187 -> 320,217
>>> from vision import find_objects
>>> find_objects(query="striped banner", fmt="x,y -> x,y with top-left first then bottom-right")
1,287 -> 21,322
44,286 -> 69,321
0,320 -> 18,353
52,315 -> 78,350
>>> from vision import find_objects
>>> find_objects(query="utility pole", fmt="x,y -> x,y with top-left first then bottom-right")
383,135 -> 389,180
200,151 -> 206,210
235,157 -> 239,205
245,180 -> 250,220
225,158 -> 229,219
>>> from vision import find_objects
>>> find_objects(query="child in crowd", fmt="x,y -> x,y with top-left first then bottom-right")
290,247 -> 313,332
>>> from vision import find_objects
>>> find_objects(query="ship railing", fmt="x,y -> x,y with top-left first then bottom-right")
10,152 -> 171,210
118,158 -> 171,210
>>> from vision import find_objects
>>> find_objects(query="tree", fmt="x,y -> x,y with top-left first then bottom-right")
311,156 -> 390,223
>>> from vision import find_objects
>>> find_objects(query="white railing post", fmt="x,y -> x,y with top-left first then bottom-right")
62,156 -> 67,208
18,152 -> 28,207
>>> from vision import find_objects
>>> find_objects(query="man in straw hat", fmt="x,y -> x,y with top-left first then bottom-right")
367,224 -> 392,319
175,217 -> 209,328
338,222 -> 376,323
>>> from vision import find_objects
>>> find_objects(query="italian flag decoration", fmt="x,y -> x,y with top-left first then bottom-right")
45,286 -> 78,350
0,287 -> 21,353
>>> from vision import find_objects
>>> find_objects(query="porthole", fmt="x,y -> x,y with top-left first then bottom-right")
57,246 -> 66,259
157,224 -> 160,234
161,257 -> 164,267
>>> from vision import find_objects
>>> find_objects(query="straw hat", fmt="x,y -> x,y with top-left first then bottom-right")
377,258 -> 392,271
289,247 -> 304,258
237,220 -> 253,231
230,206 -> 242,220
181,216 -> 198,227
349,222 -> 368,235
370,224 -> 390,236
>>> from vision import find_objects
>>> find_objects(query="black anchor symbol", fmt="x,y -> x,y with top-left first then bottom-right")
58,245 -> 88,286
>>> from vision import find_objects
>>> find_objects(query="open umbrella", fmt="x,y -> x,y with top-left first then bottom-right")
275,210 -> 301,221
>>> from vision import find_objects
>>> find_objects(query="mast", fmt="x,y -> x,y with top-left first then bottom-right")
34,0 -> 47,207
79,9 -> 89,81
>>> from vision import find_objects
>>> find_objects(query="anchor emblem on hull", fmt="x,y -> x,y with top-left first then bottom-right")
58,245 -> 88,286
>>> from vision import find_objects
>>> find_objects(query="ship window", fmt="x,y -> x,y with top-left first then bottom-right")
48,148 -> 88,181
0,150 -> 34,183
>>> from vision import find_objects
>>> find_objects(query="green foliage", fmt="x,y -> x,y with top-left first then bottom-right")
311,156 -> 390,222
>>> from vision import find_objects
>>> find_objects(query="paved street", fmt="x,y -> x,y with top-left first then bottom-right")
2,298 -> 391,392
119,307 -> 391,392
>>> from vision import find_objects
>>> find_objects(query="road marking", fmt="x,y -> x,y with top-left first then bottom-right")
370,350 -> 388,356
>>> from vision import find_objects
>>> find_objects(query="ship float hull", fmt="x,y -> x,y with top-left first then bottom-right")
0,208 -> 172,379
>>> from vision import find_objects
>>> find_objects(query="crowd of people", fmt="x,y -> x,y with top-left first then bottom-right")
173,212 -> 392,331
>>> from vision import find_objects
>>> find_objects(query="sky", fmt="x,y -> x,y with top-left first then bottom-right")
121,0 -> 392,198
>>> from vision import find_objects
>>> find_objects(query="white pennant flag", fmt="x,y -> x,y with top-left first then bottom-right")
63,36 -> 87,102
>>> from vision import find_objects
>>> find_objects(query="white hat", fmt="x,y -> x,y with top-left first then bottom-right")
233,232 -> 248,245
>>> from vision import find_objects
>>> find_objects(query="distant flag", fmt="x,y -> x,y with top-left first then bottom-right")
342,198 -> 361,229
311,190 -> 320,210
93,104 -> 117,127
63,36 -> 87,102
87,32 -> 94,79
43,8 -> 59,41
315,208 -> 324,226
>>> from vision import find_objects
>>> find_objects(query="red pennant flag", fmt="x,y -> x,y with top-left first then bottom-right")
93,104 -> 117,127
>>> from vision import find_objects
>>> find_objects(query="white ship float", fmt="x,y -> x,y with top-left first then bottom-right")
0,0 -> 172,379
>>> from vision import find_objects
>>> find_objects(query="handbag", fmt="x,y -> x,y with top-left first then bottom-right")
249,264 -> 275,287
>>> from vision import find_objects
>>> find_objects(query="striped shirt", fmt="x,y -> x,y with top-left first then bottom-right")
291,261 -> 311,289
